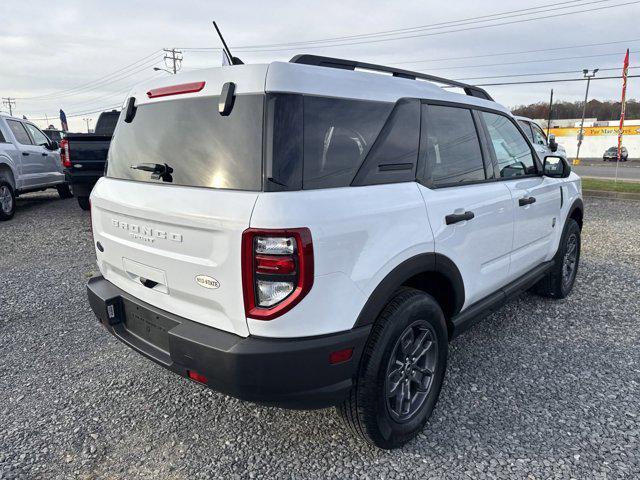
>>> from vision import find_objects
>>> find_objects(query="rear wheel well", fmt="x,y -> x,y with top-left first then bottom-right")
402,271 -> 457,337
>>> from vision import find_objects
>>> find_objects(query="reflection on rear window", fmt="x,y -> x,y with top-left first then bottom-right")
107,95 -> 264,191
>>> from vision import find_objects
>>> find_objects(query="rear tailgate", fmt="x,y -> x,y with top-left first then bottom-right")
91,178 -> 258,337
67,135 -> 111,173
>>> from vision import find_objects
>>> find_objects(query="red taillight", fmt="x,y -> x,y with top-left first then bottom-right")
241,228 -> 313,320
187,370 -> 208,384
255,255 -> 296,275
147,81 -> 206,98
59,138 -> 71,168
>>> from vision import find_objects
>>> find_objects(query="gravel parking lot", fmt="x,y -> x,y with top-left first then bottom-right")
1,192 -> 639,479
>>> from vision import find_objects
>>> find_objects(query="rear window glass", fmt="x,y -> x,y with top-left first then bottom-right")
303,97 -> 393,189
107,95 -> 264,191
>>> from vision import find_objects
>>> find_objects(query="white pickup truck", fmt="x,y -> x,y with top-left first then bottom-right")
0,113 -> 72,220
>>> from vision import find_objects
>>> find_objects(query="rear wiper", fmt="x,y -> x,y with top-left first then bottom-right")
130,163 -> 173,182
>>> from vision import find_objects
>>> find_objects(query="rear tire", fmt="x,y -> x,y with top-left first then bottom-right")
0,180 -> 16,221
56,183 -> 73,199
77,196 -> 90,210
534,218 -> 581,299
337,287 -> 448,449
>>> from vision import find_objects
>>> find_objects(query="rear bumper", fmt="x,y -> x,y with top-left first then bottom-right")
86,275 -> 370,409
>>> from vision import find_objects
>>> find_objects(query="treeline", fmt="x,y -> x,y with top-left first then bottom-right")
511,99 -> 640,121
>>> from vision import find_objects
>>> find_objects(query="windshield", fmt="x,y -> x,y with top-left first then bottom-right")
107,95 -> 264,191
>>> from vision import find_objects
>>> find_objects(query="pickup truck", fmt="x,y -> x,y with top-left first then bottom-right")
0,113 -> 72,221
60,110 -> 120,210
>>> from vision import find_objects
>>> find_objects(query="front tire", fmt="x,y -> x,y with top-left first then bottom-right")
534,218 -> 581,298
0,180 -> 16,221
56,183 -> 73,199
77,196 -> 90,210
337,288 -> 448,449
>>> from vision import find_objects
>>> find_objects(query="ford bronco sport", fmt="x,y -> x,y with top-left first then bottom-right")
87,55 -> 583,449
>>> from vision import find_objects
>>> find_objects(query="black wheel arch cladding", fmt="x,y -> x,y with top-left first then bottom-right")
353,253 -> 465,329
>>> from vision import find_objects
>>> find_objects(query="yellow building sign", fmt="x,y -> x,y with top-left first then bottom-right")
549,126 -> 640,137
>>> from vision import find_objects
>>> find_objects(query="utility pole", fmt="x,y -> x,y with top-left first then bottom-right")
2,97 -> 16,116
575,68 -> 598,164
163,48 -> 183,74
83,118 -> 92,133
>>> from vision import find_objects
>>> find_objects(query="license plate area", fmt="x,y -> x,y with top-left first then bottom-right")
123,299 -> 178,353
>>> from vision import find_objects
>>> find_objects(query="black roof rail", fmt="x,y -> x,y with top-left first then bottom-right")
290,54 -> 493,102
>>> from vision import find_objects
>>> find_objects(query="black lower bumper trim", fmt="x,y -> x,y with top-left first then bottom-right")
87,275 -> 370,409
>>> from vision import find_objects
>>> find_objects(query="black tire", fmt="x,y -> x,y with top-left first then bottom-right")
337,287 -> 448,449
534,218 -> 581,299
77,196 -> 90,210
56,183 -> 73,199
0,180 -> 16,221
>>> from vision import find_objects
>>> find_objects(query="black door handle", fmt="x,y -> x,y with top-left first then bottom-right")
519,196 -> 536,206
446,211 -> 475,225
42,153 -> 48,157
22,152 -> 30,156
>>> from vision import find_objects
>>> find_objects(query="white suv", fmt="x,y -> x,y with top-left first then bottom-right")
87,55 -> 583,449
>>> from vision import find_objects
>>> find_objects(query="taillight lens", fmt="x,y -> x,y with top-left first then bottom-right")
59,138 -> 71,168
241,228 -> 313,320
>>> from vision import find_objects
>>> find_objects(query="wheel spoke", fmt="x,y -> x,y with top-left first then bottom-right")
410,329 -> 430,358
399,329 -> 414,356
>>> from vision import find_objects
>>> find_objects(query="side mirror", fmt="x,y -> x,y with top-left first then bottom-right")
548,134 -> 558,152
544,155 -> 570,178
48,141 -> 59,150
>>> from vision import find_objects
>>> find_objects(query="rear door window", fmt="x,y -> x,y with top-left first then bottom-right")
107,95 -> 264,191
482,112 -> 536,178
302,97 -> 393,189
7,120 -> 33,145
421,104 -> 486,187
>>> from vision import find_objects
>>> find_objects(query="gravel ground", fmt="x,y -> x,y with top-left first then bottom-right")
1,192 -> 639,479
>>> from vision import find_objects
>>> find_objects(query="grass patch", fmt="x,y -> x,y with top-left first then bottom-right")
582,177 -> 640,193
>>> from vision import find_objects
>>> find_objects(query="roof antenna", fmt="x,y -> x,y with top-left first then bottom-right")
213,21 -> 244,66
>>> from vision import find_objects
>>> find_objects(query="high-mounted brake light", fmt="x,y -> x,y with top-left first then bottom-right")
59,138 -> 71,168
241,228 -> 313,320
146,81 -> 206,98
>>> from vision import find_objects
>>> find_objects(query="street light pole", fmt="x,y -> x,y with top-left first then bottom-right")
575,68 -> 598,163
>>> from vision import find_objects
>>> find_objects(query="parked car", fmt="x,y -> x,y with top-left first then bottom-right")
86,56 -> 583,449
516,116 -> 566,161
603,146 -> 628,161
0,114 -> 72,221
60,110 -> 120,210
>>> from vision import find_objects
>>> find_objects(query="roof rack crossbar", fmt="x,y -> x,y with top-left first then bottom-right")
290,54 -> 493,101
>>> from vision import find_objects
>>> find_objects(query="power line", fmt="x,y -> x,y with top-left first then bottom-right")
196,0 -> 639,52
227,0 -> 593,49
453,66 -> 640,82
15,51 -> 163,100
390,38 -> 640,66
180,0 -> 613,51
472,74 -> 640,87
423,49 -> 639,72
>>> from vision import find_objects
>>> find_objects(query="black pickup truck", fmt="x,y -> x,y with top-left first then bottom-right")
60,110 -> 120,210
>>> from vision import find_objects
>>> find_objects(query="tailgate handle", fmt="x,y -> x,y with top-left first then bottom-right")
140,278 -> 159,289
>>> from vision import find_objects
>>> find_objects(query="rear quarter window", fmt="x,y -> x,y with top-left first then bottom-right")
302,97 -> 393,189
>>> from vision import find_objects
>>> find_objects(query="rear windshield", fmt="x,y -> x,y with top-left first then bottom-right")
107,95 -> 264,191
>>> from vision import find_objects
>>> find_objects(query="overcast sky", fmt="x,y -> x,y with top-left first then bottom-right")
1,0 -> 638,131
